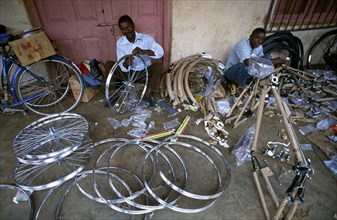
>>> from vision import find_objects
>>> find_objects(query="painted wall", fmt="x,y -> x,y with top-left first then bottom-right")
0,0 -> 333,67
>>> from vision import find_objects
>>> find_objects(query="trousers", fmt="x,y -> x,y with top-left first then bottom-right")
224,63 -> 251,88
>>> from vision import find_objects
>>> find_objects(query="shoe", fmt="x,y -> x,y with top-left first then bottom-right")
144,97 -> 156,107
104,96 -> 118,107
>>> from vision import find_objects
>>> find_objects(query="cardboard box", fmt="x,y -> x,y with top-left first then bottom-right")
69,76 -> 100,102
8,31 -> 56,66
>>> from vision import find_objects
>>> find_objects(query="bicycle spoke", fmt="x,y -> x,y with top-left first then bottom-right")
12,113 -> 89,163
105,55 -> 148,113
13,137 -> 93,191
15,57 -> 84,115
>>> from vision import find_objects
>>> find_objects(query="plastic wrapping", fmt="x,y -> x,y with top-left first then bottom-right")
148,121 -> 155,131
107,118 -> 122,129
132,120 -> 147,128
231,124 -> 255,166
299,124 -> 317,135
300,143 -> 313,151
248,57 -> 274,79
134,107 -> 152,119
194,66 -> 221,97
324,155 -> 337,175
316,117 -> 336,131
163,118 -> 180,130
328,135 -> 337,142
215,98 -> 231,116
127,121 -> 155,138
121,118 -> 132,127
127,127 -> 148,138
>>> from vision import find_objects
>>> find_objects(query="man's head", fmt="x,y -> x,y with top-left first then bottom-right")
118,15 -> 136,42
249,28 -> 266,49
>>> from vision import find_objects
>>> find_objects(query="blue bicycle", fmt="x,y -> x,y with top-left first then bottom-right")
0,29 -> 84,115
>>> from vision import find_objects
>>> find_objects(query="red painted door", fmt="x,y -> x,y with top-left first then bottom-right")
31,0 -> 167,66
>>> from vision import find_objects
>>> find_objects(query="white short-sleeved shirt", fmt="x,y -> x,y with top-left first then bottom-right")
226,39 -> 264,69
116,32 -> 164,71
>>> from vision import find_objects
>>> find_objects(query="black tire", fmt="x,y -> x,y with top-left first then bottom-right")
15,56 -> 84,115
306,29 -> 337,70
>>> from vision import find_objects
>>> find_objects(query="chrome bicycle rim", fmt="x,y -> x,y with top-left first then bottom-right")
12,113 -> 89,163
13,137 -> 93,191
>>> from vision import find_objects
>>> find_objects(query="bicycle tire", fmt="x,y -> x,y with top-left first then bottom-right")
105,54 -> 148,114
14,56 -> 84,115
306,29 -> 337,70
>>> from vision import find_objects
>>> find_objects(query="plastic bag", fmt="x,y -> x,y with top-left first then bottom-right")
127,127 -> 148,138
215,98 -> 231,116
300,143 -> 313,151
163,118 -> 180,130
299,124 -> 317,135
324,155 -> 337,175
248,57 -> 274,79
231,124 -> 255,166
107,118 -> 122,129
121,118 -> 132,127
316,117 -> 336,131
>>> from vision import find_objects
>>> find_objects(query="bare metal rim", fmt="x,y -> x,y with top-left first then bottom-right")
0,184 -> 33,220
93,139 -> 162,215
105,139 -> 184,213
140,134 -> 231,213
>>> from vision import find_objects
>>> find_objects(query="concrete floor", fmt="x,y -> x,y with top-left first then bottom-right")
0,89 -> 336,220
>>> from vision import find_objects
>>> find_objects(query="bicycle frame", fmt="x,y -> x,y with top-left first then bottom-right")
1,47 -> 77,111
1,50 -> 48,109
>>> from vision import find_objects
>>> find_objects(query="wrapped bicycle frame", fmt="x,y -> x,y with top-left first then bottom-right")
249,69 -> 314,220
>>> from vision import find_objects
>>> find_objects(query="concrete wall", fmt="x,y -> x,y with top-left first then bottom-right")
0,0 -> 32,34
171,0 -> 332,65
172,0 -> 270,62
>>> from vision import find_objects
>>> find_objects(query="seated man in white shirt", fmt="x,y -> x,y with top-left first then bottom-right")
105,15 -> 164,107
224,28 -> 285,89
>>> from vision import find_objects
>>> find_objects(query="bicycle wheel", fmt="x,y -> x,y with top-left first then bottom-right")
306,29 -> 337,70
105,55 -> 148,114
14,56 -> 84,115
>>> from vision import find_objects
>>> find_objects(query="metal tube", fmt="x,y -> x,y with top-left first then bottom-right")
253,171 -> 270,220
251,85 -> 269,151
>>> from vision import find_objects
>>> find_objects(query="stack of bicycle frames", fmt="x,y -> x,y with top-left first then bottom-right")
11,113 -> 92,191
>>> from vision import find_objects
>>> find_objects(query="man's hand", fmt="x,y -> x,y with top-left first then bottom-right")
132,47 -> 143,55
123,55 -> 134,68
272,57 -> 287,65
132,47 -> 155,56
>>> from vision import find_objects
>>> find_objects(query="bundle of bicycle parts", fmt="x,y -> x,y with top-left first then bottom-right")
161,53 -> 229,147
